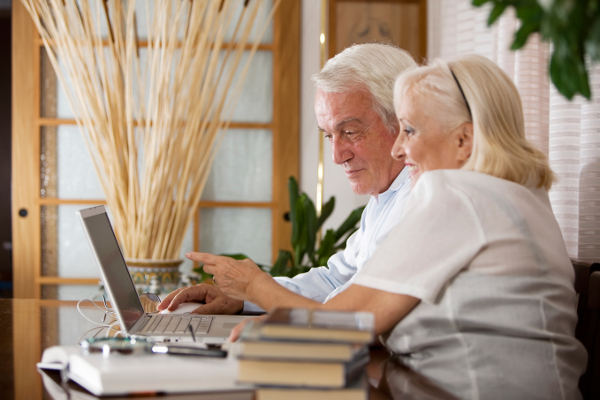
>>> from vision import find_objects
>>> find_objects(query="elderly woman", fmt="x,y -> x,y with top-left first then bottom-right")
166,55 -> 587,399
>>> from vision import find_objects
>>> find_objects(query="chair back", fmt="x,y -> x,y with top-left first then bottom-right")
573,260 -> 600,399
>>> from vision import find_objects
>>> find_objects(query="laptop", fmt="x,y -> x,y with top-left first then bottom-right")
77,205 -> 250,344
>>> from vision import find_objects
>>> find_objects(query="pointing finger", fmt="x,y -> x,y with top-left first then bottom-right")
185,252 -> 225,264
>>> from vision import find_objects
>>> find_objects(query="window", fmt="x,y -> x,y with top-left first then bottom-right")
12,0 -> 299,299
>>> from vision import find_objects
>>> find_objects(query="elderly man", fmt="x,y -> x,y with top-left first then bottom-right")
159,43 -> 416,314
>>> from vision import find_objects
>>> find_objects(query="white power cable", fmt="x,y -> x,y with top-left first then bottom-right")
77,326 -> 104,345
76,298 -> 117,327
105,321 -> 123,338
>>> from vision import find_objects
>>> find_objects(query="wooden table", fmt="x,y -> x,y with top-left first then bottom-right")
2,299 -> 417,400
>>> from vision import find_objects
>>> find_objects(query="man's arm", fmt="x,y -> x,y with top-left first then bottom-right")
242,263 -> 351,312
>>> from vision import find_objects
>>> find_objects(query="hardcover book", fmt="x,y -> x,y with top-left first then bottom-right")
254,373 -> 368,400
237,353 -> 369,388
259,308 -> 374,344
38,345 -> 252,396
231,321 -> 369,362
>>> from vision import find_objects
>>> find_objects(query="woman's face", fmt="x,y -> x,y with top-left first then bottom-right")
393,89 -> 470,186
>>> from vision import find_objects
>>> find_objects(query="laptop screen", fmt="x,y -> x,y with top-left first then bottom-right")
80,210 -> 145,332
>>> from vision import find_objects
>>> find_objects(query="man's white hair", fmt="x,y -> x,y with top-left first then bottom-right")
312,43 -> 417,134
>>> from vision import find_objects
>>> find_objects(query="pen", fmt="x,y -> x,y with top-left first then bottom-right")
151,345 -> 227,358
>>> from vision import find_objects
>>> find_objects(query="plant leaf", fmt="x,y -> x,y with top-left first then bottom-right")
549,35 -> 590,100
316,229 -> 337,266
302,194 -> 318,261
585,17 -> 600,62
192,265 -> 212,283
334,206 -> 365,242
488,2 -> 507,26
219,253 -> 250,260
317,196 -> 335,230
294,196 -> 307,266
288,177 -> 300,247
269,250 -> 293,277
575,60 -> 591,99
511,20 -> 539,50
550,50 -> 576,100
514,2 -> 543,22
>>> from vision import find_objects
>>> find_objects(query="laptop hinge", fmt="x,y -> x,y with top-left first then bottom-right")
130,314 -> 154,335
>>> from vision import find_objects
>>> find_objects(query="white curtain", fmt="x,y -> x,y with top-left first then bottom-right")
428,0 -> 600,262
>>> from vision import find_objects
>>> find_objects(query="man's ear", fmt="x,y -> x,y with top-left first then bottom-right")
456,122 -> 473,162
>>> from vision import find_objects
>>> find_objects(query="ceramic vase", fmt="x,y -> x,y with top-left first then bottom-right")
125,258 -> 183,295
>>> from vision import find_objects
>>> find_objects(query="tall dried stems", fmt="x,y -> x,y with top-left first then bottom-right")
21,0 -> 278,260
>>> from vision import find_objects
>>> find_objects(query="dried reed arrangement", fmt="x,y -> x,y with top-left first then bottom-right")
22,0 -> 279,261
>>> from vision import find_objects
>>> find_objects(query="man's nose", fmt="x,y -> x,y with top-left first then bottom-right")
331,137 -> 351,165
391,134 -> 406,160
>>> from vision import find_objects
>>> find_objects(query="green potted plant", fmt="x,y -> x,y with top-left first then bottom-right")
473,0 -> 600,99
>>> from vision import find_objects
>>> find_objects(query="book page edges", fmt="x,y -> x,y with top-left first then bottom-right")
260,325 -> 372,343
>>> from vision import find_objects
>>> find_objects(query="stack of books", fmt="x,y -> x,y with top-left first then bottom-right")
230,308 -> 375,400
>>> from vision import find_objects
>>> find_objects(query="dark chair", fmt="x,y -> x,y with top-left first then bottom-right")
573,260 -> 600,399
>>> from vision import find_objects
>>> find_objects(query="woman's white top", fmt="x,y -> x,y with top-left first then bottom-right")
354,170 -> 587,400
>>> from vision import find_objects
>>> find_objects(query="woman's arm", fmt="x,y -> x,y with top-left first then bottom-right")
187,252 -> 419,335
322,284 -> 420,334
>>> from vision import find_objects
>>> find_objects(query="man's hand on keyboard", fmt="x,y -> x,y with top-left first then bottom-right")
158,284 -> 244,315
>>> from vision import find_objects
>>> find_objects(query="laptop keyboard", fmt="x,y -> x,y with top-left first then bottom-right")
140,315 -> 213,335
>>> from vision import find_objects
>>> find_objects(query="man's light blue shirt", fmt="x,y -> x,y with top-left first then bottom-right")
243,167 -> 411,313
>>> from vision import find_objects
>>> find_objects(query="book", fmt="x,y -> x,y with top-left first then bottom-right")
258,308 -> 375,344
38,345 -> 253,396
37,345 -> 81,370
230,321 -> 369,362
237,352 -> 369,388
254,373 -> 368,400
233,309 -> 373,389
39,368 -> 255,400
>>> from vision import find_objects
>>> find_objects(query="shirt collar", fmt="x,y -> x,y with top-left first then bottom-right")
372,166 -> 410,205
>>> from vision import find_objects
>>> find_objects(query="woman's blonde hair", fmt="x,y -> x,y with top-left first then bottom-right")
393,54 -> 555,190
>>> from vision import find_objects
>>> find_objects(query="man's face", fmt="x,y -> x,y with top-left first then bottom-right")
315,89 -> 405,196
